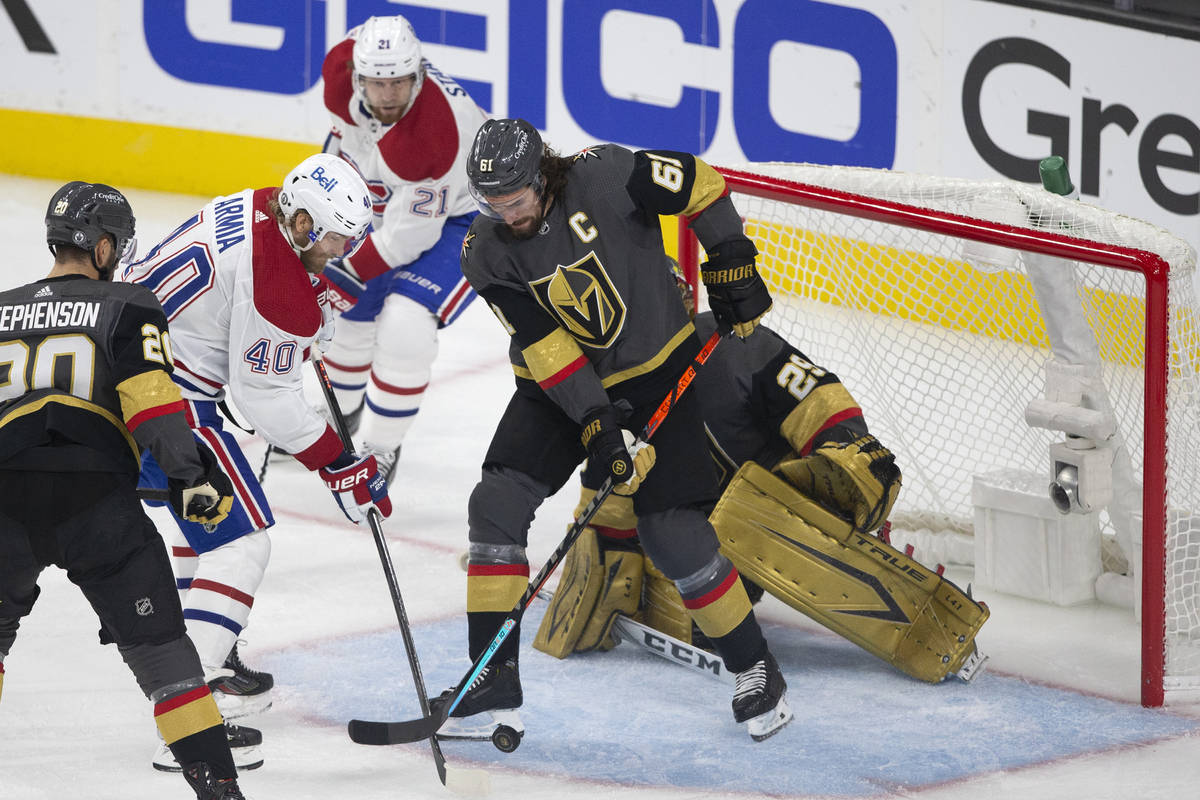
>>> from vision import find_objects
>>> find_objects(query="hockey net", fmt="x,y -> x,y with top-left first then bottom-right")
677,162 -> 1200,706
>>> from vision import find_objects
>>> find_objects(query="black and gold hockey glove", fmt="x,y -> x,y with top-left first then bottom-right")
169,444 -> 235,525
701,238 -> 772,338
581,406 -> 656,496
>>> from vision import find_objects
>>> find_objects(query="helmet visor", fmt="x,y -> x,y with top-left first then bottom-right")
469,182 -> 542,221
314,223 -> 371,259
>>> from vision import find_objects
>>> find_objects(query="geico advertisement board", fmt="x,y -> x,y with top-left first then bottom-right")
0,0 -> 1196,253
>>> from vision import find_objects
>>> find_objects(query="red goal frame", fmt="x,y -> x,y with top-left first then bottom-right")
678,166 -> 1171,706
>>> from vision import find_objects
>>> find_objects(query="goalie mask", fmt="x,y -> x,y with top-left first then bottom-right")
45,181 -> 137,278
278,154 -> 373,256
466,118 -> 546,219
352,15 -> 424,121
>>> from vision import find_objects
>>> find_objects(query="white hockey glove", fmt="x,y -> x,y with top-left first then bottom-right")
581,406 -> 656,496
319,451 -> 393,524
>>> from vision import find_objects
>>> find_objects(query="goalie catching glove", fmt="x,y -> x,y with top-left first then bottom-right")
701,238 -> 772,339
581,405 -> 656,496
320,450 -> 393,524
168,444 -> 235,525
776,433 -> 901,534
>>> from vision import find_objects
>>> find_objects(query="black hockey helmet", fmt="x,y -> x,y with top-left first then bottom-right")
466,118 -> 544,212
45,181 -> 136,260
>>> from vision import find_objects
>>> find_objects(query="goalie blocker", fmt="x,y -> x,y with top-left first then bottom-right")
538,461 -> 987,684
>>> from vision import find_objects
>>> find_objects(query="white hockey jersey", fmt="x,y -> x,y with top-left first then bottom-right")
322,33 -> 487,281
118,188 -> 344,471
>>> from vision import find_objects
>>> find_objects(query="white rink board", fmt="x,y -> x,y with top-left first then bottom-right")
0,0 -> 1197,258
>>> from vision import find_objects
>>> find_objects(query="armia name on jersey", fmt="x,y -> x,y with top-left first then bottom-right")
0,300 -> 100,332
213,195 -> 246,253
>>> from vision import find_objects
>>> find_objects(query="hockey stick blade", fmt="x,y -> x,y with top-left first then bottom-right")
348,714 -> 445,746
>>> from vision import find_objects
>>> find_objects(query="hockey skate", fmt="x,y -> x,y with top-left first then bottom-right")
363,442 -> 402,487
182,761 -> 248,800
207,644 -> 273,721
433,657 -> 524,741
732,651 -> 793,742
153,723 -> 264,772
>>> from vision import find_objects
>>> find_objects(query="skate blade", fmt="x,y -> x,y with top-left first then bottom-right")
437,708 -> 523,740
152,744 -> 264,772
746,695 -> 793,742
955,646 -> 989,682
213,691 -> 273,721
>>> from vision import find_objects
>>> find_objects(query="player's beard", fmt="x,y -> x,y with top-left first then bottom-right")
507,212 -> 544,241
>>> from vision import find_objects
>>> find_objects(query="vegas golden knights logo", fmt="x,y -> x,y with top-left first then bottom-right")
529,252 -> 626,348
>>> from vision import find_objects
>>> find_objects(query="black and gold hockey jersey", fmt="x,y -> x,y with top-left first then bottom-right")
692,312 -> 867,490
0,274 -> 202,481
461,144 -> 748,423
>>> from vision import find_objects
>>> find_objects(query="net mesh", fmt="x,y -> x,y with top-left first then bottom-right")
711,162 -> 1200,699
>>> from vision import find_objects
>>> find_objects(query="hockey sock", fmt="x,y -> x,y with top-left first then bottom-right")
181,532 -> 269,672
467,611 -> 522,664
359,294 -> 437,447
152,683 -> 235,779
323,317 -> 376,414
678,563 -> 766,674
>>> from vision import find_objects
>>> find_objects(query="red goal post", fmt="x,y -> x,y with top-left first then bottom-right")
677,163 -> 1200,707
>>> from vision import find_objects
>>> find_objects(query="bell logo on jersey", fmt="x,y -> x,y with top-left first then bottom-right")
529,251 -> 626,348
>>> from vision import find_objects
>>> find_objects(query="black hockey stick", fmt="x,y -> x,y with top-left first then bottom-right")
312,353 -> 488,792
348,328 -> 724,745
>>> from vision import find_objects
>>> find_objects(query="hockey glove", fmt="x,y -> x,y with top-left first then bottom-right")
169,444 -> 235,525
319,257 -> 366,313
320,451 -> 393,524
701,238 -> 772,339
581,406 -> 656,496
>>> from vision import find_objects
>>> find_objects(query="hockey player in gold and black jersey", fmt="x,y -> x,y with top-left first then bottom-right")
0,182 -> 248,800
442,118 -> 791,743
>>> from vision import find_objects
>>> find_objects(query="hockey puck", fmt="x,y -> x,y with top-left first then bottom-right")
490,725 -> 521,753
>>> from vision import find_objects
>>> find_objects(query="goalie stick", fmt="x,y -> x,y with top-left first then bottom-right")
313,354 -> 488,795
348,329 -> 724,746
609,615 -> 733,684
535,590 -> 733,684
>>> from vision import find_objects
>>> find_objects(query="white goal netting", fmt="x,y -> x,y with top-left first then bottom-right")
694,162 -> 1200,705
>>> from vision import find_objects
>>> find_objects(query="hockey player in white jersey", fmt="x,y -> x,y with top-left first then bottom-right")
315,14 -> 486,482
120,153 -> 393,770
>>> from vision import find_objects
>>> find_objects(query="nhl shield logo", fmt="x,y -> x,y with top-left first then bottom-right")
135,597 -> 155,616
529,252 -> 626,348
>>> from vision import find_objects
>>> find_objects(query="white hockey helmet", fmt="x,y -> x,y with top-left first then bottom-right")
278,154 -> 372,255
352,15 -> 424,117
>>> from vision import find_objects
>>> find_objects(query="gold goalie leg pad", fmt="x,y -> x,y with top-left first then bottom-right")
710,463 -> 989,682
534,528 -> 644,657
535,527 -> 605,658
641,557 -> 696,645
